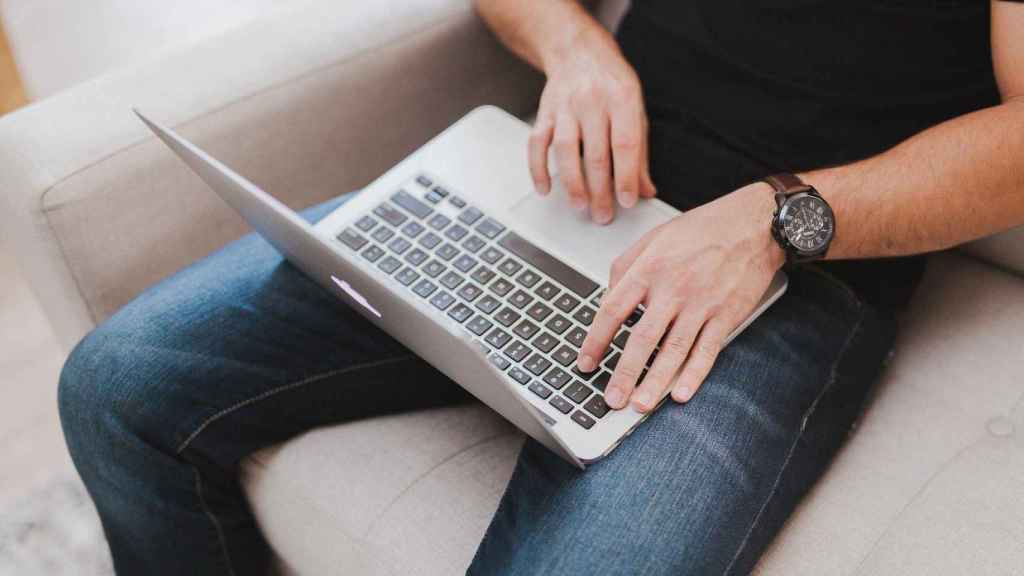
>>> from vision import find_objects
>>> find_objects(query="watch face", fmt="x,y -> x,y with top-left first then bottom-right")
780,193 -> 834,253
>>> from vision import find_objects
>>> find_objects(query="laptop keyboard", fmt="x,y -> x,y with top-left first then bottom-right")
336,174 -> 651,431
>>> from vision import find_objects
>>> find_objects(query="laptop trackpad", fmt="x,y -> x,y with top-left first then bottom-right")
508,190 -> 679,279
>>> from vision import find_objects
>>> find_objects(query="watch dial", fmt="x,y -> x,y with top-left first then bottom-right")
782,195 -> 833,253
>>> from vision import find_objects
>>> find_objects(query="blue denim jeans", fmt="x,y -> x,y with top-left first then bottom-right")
59,193 -> 896,575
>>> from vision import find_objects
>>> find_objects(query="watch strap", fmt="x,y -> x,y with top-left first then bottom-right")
764,173 -> 811,207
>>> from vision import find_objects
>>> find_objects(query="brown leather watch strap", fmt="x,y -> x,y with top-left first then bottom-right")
763,173 -> 810,207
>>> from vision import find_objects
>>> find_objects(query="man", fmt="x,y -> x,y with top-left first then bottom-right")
59,0 -> 1024,574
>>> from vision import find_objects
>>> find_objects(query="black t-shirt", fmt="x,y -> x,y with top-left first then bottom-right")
616,1 -> 1015,309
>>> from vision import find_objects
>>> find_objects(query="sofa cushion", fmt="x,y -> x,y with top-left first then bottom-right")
243,251 -> 1024,575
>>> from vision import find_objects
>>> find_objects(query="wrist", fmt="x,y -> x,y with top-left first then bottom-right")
736,182 -> 787,271
538,8 -> 618,73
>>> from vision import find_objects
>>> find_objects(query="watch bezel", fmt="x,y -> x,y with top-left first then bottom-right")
775,191 -> 835,257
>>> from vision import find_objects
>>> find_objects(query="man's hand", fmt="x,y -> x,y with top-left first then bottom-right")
578,183 -> 785,411
529,25 -> 657,224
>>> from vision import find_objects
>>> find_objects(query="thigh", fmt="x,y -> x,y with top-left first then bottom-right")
469,266 -> 897,576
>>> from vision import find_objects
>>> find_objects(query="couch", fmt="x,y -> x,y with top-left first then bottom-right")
2,0 -> 1023,574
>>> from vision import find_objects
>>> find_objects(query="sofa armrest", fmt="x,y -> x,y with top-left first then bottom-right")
0,0 -> 543,351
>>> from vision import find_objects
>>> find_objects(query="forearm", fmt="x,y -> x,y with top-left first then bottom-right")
801,98 -> 1024,260
473,0 -> 606,72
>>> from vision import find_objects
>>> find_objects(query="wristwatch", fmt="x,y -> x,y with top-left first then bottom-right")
763,173 -> 835,264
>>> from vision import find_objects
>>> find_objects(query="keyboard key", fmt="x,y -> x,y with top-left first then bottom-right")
337,228 -> 368,251
516,269 -> 541,288
471,266 -> 496,284
450,195 -> 467,208
504,341 -> 531,362
489,278 -> 514,297
542,367 -> 572,390
377,256 -> 402,275
572,365 -> 599,381
355,215 -> 377,231
583,395 -> 610,418
494,306 -> 521,327
418,232 -> 442,249
551,345 -> 578,367
391,189 -> 432,219
524,353 -> 552,376
553,293 -> 581,313
489,353 -> 511,371
485,328 -> 512,349
448,303 -> 473,323
590,289 -> 605,308
480,247 -> 505,264
625,308 -> 644,327
371,226 -> 394,243
453,254 -> 477,273
564,381 -> 593,404
428,213 -> 451,230
497,258 -> 523,276
440,270 -> 464,290
458,206 -> 484,226
534,281 -> 560,301
395,267 -> 420,286
592,371 -> 612,392
373,203 -> 408,227
422,260 -> 446,278
604,352 -> 621,370
475,295 -> 501,314
565,327 -> 588,348
463,235 -> 486,253
612,330 -> 630,349
549,395 -> 574,414
571,410 -> 596,430
508,289 -> 534,309
432,185 -> 450,197
532,332 -> 559,353
466,315 -> 493,335
457,283 -> 483,302
526,302 -> 553,322
508,366 -> 532,385
573,306 -> 596,326
544,315 -> 572,335
361,245 -> 385,262
388,236 -> 412,254
402,221 -> 425,238
528,381 -> 553,399
430,291 -> 455,310
425,190 -> 443,203
498,231 -> 599,298
413,279 -> 437,298
444,224 -> 469,242
477,218 -> 506,239
436,243 -> 459,261
404,248 -> 428,266
415,174 -> 433,188
513,319 -> 540,340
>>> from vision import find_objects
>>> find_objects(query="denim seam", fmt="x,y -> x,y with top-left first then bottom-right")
174,354 -> 414,455
194,466 -> 238,576
721,305 -> 866,576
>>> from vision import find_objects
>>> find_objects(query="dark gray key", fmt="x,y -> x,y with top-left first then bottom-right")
402,221 -> 425,238
571,410 -> 596,429
485,328 -> 512,349
553,293 -> 581,313
494,307 -> 521,327
388,236 -> 412,254
489,278 -> 514,297
565,326 -> 587,348
444,224 -> 469,242
448,303 -> 473,323
591,371 -> 612,392
528,382 -> 553,399
413,279 -> 437,298
552,345 -> 578,367
436,243 -> 459,261
526,301 -> 553,322
532,332 -> 559,353
458,206 -> 484,225
516,269 -> 541,288
508,289 -> 534,309
415,174 -> 433,188
422,260 -> 446,278
457,283 -> 483,302
391,189 -> 432,219
377,256 -> 402,275
480,247 -> 504,264
524,353 -> 552,376
504,341 -> 531,362
508,366 -> 532,385
545,315 -> 572,335
425,190 -> 443,203
432,185 -> 449,197
534,281 -> 560,301
395,267 -> 419,286
371,226 -> 394,243
361,245 -> 385,262
462,235 -> 486,253
498,258 -> 523,276
498,231 -> 599,298
565,381 -> 593,404
475,295 -> 501,314
439,270 -> 464,290
405,248 -> 428,266
549,395 -> 574,414
470,266 -> 496,284
429,291 -> 455,310
428,213 -> 451,230
590,289 -> 605,308
572,365 -> 598,381
625,307 -> 644,327
418,232 -> 442,249
355,215 -> 377,231
512,319 -> 540,340
604,352 -> 621,371
453,254 -> 477,273
477,217 -> 505,239
583,395 -> 610,418
373,203 -> 407,226
489,353 -> 510,371
449,196 -> 467,208
337,228 -> 368,251
466,315 -> 493,335
573,306 -> 596,326
542,367 -> 572,390
612,330 -> 630,349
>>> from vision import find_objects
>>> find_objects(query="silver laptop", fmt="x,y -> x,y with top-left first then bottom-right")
136,105 -> 787,469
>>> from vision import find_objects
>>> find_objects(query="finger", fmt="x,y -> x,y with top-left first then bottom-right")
630,306 -> 704,412
608,222 -> 664,289
639,119 -> 657,198
528,115 -> 554,195
671,316 -> 730,403
553,113 -> 588,212
578,275 -> 648,374
606,299 -> 677,410
610,102 -> 643,208
580,109 -> 615,224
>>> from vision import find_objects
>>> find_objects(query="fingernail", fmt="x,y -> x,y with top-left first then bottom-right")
618,192 -> 636,208
633,390 -> 651,410
594,210 -> 612,225
605,387 -> 623,408
673,386 -> 692,403
577,354 -> 595,372
571,197 -> 588,212
535,182 -> 549,196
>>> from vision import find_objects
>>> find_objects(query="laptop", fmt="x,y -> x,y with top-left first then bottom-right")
136,105 -> 787,469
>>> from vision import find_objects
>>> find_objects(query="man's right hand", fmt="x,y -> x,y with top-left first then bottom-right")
529,23 -> 657,224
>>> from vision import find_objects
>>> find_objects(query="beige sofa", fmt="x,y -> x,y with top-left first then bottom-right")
3,1 -> 1023,574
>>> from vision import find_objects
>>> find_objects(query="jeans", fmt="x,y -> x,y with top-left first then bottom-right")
59,192 -> 897,575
